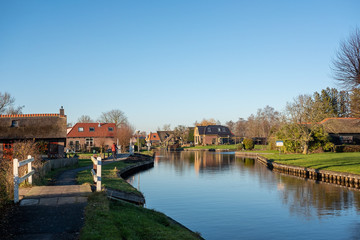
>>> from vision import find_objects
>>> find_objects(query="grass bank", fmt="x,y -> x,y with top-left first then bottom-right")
78,155 -> 202,239
80,192 -> 201,240
266,152 -> 360,175
77,159 -> 141,195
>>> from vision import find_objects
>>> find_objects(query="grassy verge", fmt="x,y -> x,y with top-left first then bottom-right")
77,160 -> 141,195
266,152 -> 360,175
79,156 -> 202,239
80,192 -> 201,240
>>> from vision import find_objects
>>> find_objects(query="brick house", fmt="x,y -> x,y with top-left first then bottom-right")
0,107 -> 67,159
146,132 -> 160,146
194,125 -> 234,145
67,123 -> 117,152
320,118 -> 360,145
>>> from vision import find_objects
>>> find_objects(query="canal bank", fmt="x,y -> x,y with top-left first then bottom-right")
80,153 -> 203,240
236,152 -> 360,190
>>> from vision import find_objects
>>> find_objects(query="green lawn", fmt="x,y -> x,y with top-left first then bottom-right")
80,192 -> 202,240
267,152 -> 360,175
77,160 -> 141,195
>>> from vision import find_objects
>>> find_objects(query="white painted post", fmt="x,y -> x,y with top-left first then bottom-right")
27,155 -> 32,184
13,158 -> 19,204
96,157 -> 102,192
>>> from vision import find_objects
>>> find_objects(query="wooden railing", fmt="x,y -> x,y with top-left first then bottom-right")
91,156 -> 102,192
13,155 -> 35,203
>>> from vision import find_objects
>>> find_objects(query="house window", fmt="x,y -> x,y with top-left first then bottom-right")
108,127 -> 114,132
208,128 -> 211,133
340,136 -> 353,144
69,141 -> 74,146
86,138 -> 94,146
222,128 -> 226,132
89,127 -> 95,132
11,120 -> 19,127
78,127 -> 84,132
218,128 -> 221,132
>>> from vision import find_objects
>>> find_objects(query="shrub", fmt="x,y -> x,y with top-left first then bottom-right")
243,138 -> 254,150
0,140 -> 42,204
336,145 -> 360,152
236,143 -> 244,150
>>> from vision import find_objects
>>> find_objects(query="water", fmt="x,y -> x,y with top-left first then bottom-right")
127,151 -> 360,240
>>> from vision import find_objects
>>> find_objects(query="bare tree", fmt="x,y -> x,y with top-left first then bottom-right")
115,123 -> 134,153
0,92 -> 24,114
195,118 -> 218,126
285,94 -> 331,154
162,124 -> 171,131
332,27 -> 360,90
78,115 -> 94,123
98,109 -> 128,127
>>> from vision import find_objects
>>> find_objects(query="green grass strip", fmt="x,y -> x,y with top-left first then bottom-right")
267,152 -> 360,175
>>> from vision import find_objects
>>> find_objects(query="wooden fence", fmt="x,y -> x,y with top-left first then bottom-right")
91,156 -> 102,192
13,155 -> 35,203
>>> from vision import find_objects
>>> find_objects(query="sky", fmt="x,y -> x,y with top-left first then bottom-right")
0,0 -> 359,133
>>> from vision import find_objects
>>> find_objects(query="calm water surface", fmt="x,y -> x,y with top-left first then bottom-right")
128,151 -> 360,240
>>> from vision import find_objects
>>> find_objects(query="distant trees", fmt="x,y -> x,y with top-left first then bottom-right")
227,106 -> 280,139
195,118 -> 220,126
277,88 -> 348,154
0,92 -> 24,115
77,115 -> 94,123
173,125 -> 189,144
350,88 -> 360,117
98,109 -> 128,127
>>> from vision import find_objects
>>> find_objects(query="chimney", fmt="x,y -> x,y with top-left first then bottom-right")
60,106 -> 65,117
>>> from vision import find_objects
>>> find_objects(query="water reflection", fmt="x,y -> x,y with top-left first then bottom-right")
152,151 -> 360,219
129,151 -> 360,239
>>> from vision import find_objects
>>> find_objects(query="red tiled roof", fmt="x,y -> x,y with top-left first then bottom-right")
0,113 -> 65,118
149,132 -> 160,141
67,123 -> 117,138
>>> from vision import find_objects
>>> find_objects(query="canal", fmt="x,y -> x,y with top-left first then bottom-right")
127,151 -> 360,240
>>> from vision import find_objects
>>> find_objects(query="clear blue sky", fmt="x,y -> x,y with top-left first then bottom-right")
1,0 -> 359,132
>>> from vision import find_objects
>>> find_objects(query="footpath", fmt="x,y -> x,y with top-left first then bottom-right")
3,154 -> 129,240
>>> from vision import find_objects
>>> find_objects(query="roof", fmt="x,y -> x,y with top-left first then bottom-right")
147,132 -> 160,141
157,131 -> 174,142
67,123 -> 117,138
196,125 -> 234,137
0,113 -> 67,140
320,118 -> 360,134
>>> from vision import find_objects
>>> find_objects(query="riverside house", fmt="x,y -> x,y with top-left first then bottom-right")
320,118 -> 360,145
0,107 -> 67,159
146,132 -> 161,146
194,125 -> 234,145
67,122 -> 117,152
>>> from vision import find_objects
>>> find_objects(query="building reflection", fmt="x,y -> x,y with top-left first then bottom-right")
152,151 -> 360,220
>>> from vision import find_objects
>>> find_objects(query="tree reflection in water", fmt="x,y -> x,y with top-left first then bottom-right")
154,150 -> 360,220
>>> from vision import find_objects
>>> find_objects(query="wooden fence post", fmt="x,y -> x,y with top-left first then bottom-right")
13,155 -> 35,204
13,158 -> 19,204
96,157 -> 102,192
27,155 -> 32,184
